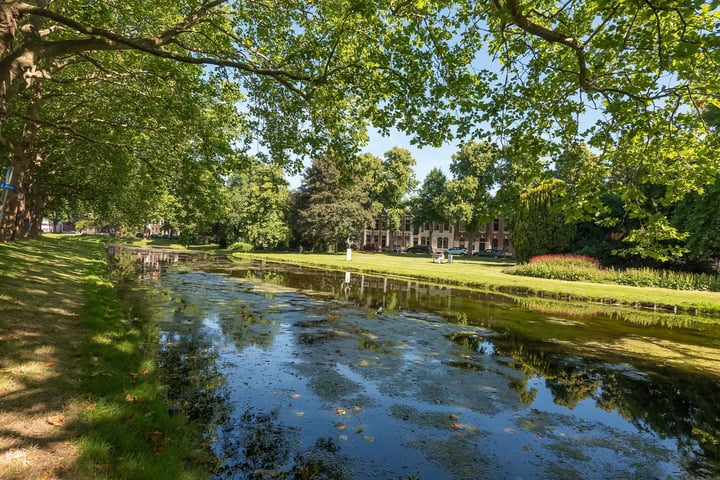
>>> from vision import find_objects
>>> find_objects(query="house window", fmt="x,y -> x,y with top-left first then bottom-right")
492,238 -> 499,249
493,218 -> 500,232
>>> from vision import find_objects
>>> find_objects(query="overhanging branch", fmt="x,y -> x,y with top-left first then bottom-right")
18,2 -> 321,99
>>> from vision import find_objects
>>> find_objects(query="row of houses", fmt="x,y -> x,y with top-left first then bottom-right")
360,214 -> 512,255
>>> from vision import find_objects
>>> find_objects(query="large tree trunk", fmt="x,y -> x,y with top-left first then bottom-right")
0,3 -> 30,130
0,97 -> 44,241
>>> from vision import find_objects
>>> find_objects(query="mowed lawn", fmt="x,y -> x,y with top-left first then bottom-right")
231,250 -> 720,314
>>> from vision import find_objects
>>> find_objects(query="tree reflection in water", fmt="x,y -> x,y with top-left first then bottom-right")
129,252 -> 720,479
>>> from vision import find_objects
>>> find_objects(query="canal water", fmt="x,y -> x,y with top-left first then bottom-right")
135,252 -> 720,479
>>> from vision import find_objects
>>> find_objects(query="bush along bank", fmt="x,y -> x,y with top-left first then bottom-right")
508,254 -> 720,292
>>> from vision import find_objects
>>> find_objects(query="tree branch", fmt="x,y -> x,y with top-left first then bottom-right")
502,0 -> 592,92
18,2 -> 322,99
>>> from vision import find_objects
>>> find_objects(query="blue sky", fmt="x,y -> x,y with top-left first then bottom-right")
286,127 -> 459,190
366,127 -> 458,184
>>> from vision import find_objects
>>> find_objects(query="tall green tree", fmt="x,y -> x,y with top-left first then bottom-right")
511,179 -> 576,263
444,141 -> 499,247
673,183 -> 720,271
360,147 -> 418,246
213,160 -> 291,249
293,156 -> 374,252
476,1 -> 720,259
0,0 -> 717,257
670,104 -> 720,270
0,48 -> 243,238
0,1 -> 477,240
410,168 -> 448,239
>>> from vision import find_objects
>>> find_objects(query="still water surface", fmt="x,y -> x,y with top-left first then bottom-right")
139,253 -> 720,479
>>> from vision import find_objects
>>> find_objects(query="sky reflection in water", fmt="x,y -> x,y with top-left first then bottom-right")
149,262 -> 720,480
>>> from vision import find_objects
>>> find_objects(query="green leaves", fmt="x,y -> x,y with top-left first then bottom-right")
0,0 -> 715,259
293,155 -> 374,251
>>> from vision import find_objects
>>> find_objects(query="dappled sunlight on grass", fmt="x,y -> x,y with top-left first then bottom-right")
0,236 -> 104,479
1,235 -> 210,479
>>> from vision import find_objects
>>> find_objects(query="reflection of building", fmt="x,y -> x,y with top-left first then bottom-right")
144,219 -> 178,238
361,214 -> 512,255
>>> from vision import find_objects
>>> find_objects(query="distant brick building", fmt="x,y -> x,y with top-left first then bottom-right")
361,214 -> 513,255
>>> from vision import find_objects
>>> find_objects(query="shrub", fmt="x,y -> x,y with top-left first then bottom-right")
613,267 -> 720,291
529,254 -> 601,268
511,254 -> 606,282
509,254 -> 720,292
227,241 -> 254,252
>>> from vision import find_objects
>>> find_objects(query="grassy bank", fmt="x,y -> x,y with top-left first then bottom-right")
231,251 -> 720,316
0,235 -> 208,480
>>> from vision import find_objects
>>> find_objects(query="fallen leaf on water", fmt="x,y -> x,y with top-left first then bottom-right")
337,423 -> 346,430
289,393 -> 301,399
449,414 -> 459,421
363,436 -> 374,442
504,428 -> 516,434
353,406 -> 362,412
523,445 -> 533,451
335,407 -> 346,415
295,411 -> 305,417
46,415 -> 64,426
453,423 -> 464,430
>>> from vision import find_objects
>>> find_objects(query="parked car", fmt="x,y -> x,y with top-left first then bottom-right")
362,243 -> 380,251
406,245 -> 432,254
391,244 -> 403,253
444,247 -> 468,256
473,249 -> 505,258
